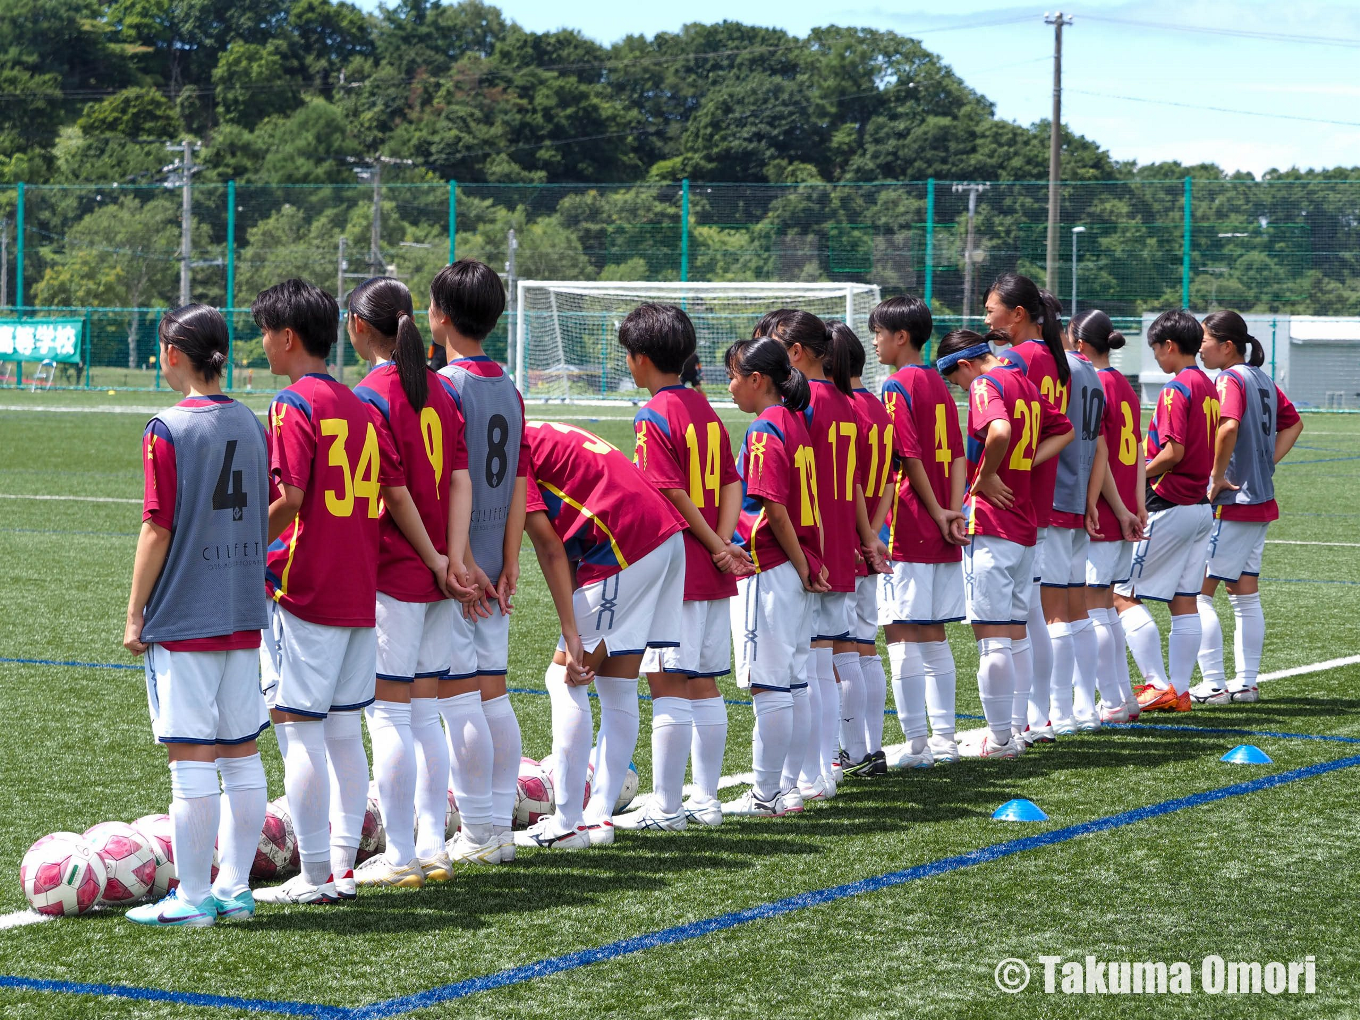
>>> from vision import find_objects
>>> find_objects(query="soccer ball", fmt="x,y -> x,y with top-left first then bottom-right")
513,757 -> 554,829
83,822 -> 157,905
541,752 -> 592,814
615,761 -> 640,813
131,813 -> 218,896
20,832 -> 105,916
251,802 -> 296,880
445,787 -> 460,839
356,785 -> 386,864
267,797 -> 300,874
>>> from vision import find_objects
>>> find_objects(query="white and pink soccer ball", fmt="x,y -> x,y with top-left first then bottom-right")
445,788 -> 460,839
251,802 -> 296,881
540,752 -> 593,815
83,822 -> 158,905
357,783 -> 387,863
513,757 -> 554,829
20,832 -> 105,916
267,797 -> 301,874
132,812 -> 218,897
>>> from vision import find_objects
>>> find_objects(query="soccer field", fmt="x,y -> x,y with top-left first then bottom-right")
1,390 -> 1358,1018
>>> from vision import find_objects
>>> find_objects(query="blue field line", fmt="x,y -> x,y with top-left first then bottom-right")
1111,721 -> 1360,744
0,975 -> 348,1018
1279,454 -> 1360,467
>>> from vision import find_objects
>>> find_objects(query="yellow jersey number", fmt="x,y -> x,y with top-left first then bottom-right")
934,403 -> 952,477
1040,375 -> 1070,414
863,422 -> 895,498
793,444 -> 822,527
1007,399 -> 1043,472
825,421 -> 859,501
1202,395 -> 1221,451
685,421 -> 722,509
1118,401 -> 1138,466
419,405 -> 445,498
321,417 -> 382,518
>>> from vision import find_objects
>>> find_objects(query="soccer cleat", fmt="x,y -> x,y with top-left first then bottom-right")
584,820 -> 614,846
1098,702 -> 1131,725
448,832 -> 501,866
841,752 -> 878,778
1190,681 -> 1231,704
681,797 -> 724,827
1124,697 -> 1142,721
212,889 -> 255,923
1139,686 -> 1191,713
253,874 -> 341,905
513,820 -> 589,851
830,763 -> 845,785
1025,723 -> 1057,744
797,775 -> 834,802
333,869 -> 356,900
929,736 -> 961,764
885,743 -> 933,769
1051,715 -> 1077,737
418,850 -> 454,882
1228,684 -> 1260,703
496,826 -> 515,863
775,788 -> 804,815
1074,715 -> 1102,734
613,806 -> 687,831
722,791 -> 777,817
354,855 -> 425,889
126,889 -> 216,928
868,749 -> 888,776
958,734 -> 1022,759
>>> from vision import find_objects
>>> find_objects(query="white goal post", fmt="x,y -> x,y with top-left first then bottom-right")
511,281 -> 883,402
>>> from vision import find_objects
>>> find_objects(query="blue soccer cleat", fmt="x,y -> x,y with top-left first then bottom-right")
213,889 -> 256,922
126,888 -> 217,928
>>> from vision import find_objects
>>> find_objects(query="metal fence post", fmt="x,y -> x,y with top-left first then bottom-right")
1182,176 -> 1192,308
448,180 -> 457,264
83,308 -> 91,388
226,179 -> 236,390
923,178 -> 935,307
14,181 -> 22,311
680,178 -> 690,282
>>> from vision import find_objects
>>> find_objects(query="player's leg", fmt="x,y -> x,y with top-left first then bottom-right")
923,561 -> 964,763
1020,530 -> 1052,742
833,635 -> 869,774
622,667 -> 690,829
960,537 -> 1024,759
1193,516 -> 1231,700
208,647 -> 269,921
685,598 -> 731,825
412,603 -> 455,878
476,606 -> 520,861
1225,523 -> 1267,701
1069,584 -> 1100,730
1160,505 -> 1215,707
853,573 -> 887,773
1115,508 -> 1174,701
321,624 -> 374,900
440,664 -> 497,863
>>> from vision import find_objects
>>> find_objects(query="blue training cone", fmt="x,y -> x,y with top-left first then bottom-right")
1221,744 -> 1272,764
992,798 -> 1048,822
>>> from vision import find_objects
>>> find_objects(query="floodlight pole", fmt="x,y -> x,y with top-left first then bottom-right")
337,236 -> 348,381
1044,12 -> 1071,293
953,182 -> 989,322
1071,225 -> 1086,315
167,138 -> 200,307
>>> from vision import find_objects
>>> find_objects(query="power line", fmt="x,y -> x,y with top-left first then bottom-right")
1067,89 -> 1360,130
1080,14 -> 1360,49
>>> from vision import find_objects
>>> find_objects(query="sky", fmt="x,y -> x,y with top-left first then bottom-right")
361,0 -> 1360,176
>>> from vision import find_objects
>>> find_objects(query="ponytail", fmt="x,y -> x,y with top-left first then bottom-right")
1106,330 -> 1127,350
1070,308 -> 1124,355
985,272 -> 1069,383
724,335 -> 811,413
826,319 -> 866,390
1038,289 -> 1070,385
347,277 -> 429,411
769,310 -> 851,393
159,303 -> 230,382
1202,309 -> 1265,368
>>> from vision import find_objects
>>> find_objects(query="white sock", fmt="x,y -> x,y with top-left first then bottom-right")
168,760 -> 220,905
482,694 -> 522,830
212,754 -> 266,900
799,663 -> 823,786
650,697 -> 692,815
1026,584 -> 1052,722
818,671 -> 840,777
977,637 -> 1014,745
366,700 -> 416,863
1167,612 -> 1201,696
1071,617 -> 1098,720
833,651 -> 867,762
1011,636 -> 1033,732
752,690 -> 793,803
888,641 -> 928,751
545,662 -> 591,832
1229,592 -> 1264,688
1090,608 -> 1124,708
277,719 -> 331,886
921,640 -> 957,742
322,710 -> 367,876
411,697 -> 449,858
587,676 -> 641,824
1119,603 -> 1168,689
783,684 -> 810,792
438,691 -> 493,844
689,695 -> 727,801
1197,593 -> 1226,688
1113,605 -> 1135,704
860,653 -> 887,754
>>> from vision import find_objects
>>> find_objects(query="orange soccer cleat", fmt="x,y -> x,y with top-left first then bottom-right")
1137,685 -> 1191,713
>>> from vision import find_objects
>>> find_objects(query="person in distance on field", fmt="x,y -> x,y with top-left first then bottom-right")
615,303 -> 749,833
123,305 -> 270,928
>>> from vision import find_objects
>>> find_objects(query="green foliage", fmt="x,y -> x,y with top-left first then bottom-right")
78,87 -> 180,139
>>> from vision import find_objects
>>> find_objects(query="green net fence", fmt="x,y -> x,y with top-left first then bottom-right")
2,178 -> 1359,392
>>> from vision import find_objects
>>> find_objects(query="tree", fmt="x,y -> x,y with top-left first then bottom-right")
78,88 -> 180,139
213,42 -> 302,128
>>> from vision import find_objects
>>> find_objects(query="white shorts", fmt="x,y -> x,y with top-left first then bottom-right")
851,574 -> 879,647
813,590 -> 853,642
1031,527 -> 1049,582
1086,540 -> 1134,588
565,532 -> 685,657
963,535 -> 1036,626
1116,502 -> 1214,603
448,604 -> 510,678
642,597 -> 732,677
260,602 -> 376,717
731,561 -> 815,691
146,645 -> 268,745
878,559 -> 966,627
1040,526 -> 1090,588
375,595 -> 456,682
1206,519 -> 1268,583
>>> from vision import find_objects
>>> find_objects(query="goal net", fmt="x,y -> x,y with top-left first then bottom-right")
511,281 -> 883,402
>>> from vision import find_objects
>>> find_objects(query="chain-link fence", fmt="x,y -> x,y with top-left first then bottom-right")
3,178 -> 1359,393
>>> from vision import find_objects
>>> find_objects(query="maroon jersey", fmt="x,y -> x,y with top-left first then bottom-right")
851,387 -> 896,577
1147,366 -> 1217,507
1216,372 -> 1299,523
356,363 -> 469,603
964,368 -> 1071,546
632,386 -> 740,601
266,374 -> 401,627
805,380 -> 863,592
1093,367 -> 1142,543
734,405 -> 823,577
881,365 -> 960,564
998,339 -> 1068,528
524,420 -> 685,587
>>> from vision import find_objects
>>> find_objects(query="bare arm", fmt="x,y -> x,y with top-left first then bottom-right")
1033,427 -> 1074,467
268,483 -> 304,543
764,499 -> 828,592
973,419 -> 1014,509
1274,420 -> 1304,464
492,476 -> 528,610
904,456 -> 966,544
525,511 -> 591,685
124,521 -> 172,655
445,468 -> 473,588
1207,419 -> 1240,502
1145,438 -> 1184,478
853,484 -> 889,571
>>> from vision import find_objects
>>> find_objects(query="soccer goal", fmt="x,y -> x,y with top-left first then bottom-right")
511,281 -> 883,402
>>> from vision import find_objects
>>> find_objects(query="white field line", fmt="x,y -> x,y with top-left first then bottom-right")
1265,540 -> 1360,548
1259,654 -> 1360,683
0,403 -> 268,415
0,493 -> 140,504
0,909 -> 52,931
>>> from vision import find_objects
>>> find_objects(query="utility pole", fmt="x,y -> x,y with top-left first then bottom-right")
953,182 -> 989,322
165,138 -> 200,307
369,161 -> 382,276
1044,12 -> 1071,293
505,228 -> 518,377
337,236 -> 348,381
